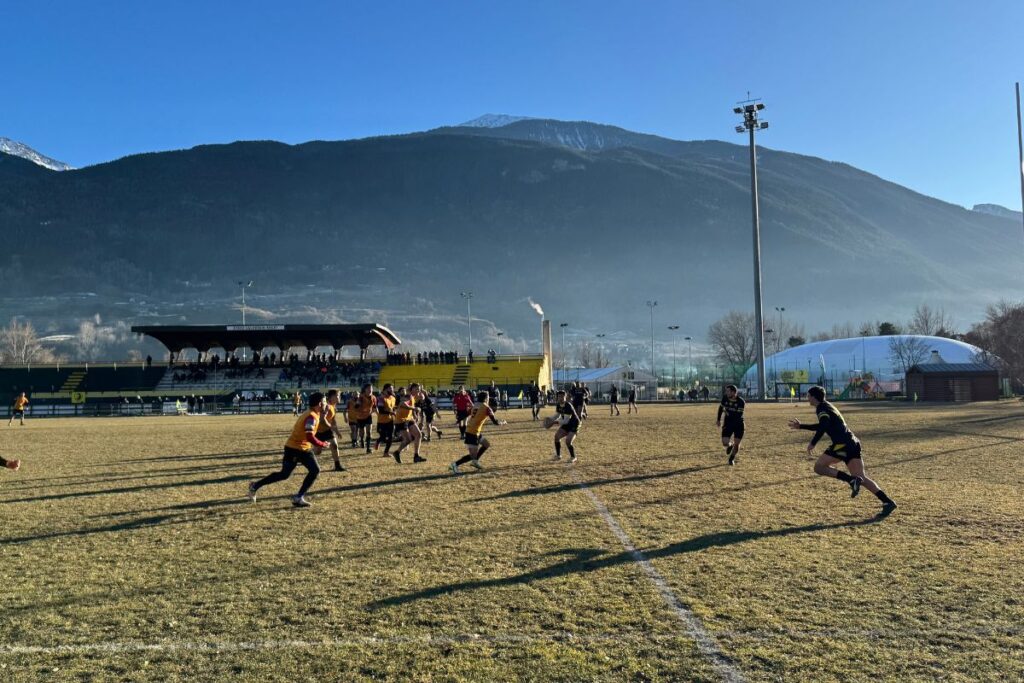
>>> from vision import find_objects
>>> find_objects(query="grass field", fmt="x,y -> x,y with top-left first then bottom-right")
1,401 -> 1022,682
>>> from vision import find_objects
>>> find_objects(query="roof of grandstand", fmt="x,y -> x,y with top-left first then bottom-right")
131,324 -> 402,353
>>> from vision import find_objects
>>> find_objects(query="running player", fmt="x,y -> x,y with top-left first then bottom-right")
9,392 -> 28,426
0,455 -> 21,471
314,389 -> 345,472
528,381 -> 541,420
787,385 -> 897,516
452,385 -> 474,439
375,384 -> 397,456
551,389 -> 582,463
609,385 -> 620,416
392,383 -> 426,463
419,391 -> 443,441
450,391 -> 506,474
627,386 -> 638,414
292,391 -> 303,416
571,382 -> 589,420
354,384 -> 377,453
248,391 -> 327,508
716,385 -> 745,466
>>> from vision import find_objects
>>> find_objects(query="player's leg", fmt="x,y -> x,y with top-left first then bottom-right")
349,421 -> 358,448
250,451 -> 299,499
470,436 -> 489,468
813,452 -> 861,497
330,438 -> 344,471
293,450 -> 321,506
411,423 -> 425,462
846,452 -> 896,512
729,436 -> 743,465
1,455 -> 21,471
362,422 -> 372,453
565,432 -> 578,463
552,429 -> 565,460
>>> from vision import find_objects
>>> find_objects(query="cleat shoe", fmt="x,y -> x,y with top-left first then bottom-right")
449,462 -> 460,475
292,495 -> 312,508
552,454 -> 562,461
470,459 -> 483,470
728,453 -> 736,466
5,459 -> 21,472
365,447 -> 372,454
879,501 -> 897,517
392,452 -> 402,464
413,454 -> 427,463
247,483 -> 257,502
849,476 -> 862,498
437,431 -> 444,439
569,455 -> 577,463
334,461 -> 346,472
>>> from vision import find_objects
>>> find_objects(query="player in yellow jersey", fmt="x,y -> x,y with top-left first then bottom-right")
9,392 -> 29,426
450,391 -> 506,474
345,391 -> 360,448
374,384 -> 398,456
292,391 -> 303,416
248,391 -> 328,508
391,383 -> 426,464
354,383 -> 377,454
313,389 -> 346,472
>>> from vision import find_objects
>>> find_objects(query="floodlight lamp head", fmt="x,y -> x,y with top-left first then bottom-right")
735,125 -> 745,133
744,104 -> 756,113
760,122 -> 769,129
733,107 -> 743,114
756,103 -> 765,111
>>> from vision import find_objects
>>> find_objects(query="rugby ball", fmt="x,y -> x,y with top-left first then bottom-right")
543,416 -> 559,429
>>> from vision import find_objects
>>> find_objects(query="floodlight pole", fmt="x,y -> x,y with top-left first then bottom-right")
460,291 -> 473,355
1017,82 -> 1024,248
646,301 -> 657,387
735,100 -> 769,400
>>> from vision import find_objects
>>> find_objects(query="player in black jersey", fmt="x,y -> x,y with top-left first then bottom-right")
788,386 -> 897,516
552,390 -> 582,463
528,381 -> 542,421
609,385 -> 620,416
716,385 -> 745,465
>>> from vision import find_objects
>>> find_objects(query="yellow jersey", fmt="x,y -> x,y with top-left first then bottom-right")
13,396 -> 29,411
317,404 -> 337,435
346,398 -> 359,421
285,409 -> 321,451
355,394 -> 376,420
395,396 -> 416,423
466,405 -> 494,436
377,395 -> 396,424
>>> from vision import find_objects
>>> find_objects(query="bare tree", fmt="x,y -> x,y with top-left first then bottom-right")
575,340 -> 609,369
765,318 -> 806,355
707,311 -> 757,369
964,301 -> 1024,389
888,335 -> 930,374
810,322 -> 857,342
0,319 -> 57,364
908,304 -> 955,337
75,320 -> 114,360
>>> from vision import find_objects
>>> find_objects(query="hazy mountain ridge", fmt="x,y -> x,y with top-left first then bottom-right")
0,137 -> 73,171
0,118 -> 1020,348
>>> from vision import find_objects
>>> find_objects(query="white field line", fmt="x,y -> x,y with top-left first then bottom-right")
570,469 -> 745,683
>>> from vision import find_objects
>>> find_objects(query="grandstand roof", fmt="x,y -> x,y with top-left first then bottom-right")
131,324 -> 401,353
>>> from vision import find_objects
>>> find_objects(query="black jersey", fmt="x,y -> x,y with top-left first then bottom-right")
609,386 -> 618,401
801,401 -> 857,448
571,387 -> 587,410
528,386 -> 540,404
420,395 -> 435,414
556,402 -> 581,431
717,396 -> 746,423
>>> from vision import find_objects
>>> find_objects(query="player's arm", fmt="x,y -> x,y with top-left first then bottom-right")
716,403 -> 724,424
305,416 -> 329,448
487,406 -> 506,426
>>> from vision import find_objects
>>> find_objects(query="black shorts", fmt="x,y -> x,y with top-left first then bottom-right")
825,440 -> 862,463
394,422 -> 410,434
283,445 -> 311,463
463,433 -> 483,446
13,410 -> 25,418
377,422 -> 394,437
609,397 -> 618,404
315,431 -> 335,444
357,417 -> 372,428
423,410 -> 435,423
721,422 -> 745,439
558,421 -> 579,434
456,410 -> 471,422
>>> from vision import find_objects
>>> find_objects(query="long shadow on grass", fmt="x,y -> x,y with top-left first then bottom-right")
0,473 -> 254,504
469,464 -> 726,502
2,458 -> 276,492
368,517 -> 882,609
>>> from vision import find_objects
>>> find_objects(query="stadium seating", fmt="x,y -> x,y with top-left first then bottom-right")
0,364 -> 166,404
378,355 -> 546,393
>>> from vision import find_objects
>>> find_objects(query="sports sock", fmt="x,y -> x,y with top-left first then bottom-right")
459,425 -> 466,437
835,471 -> 853,482
0,456 -> 6,467
567,444 -> 576,459
475,444 -> 489,460
455,454 -> 474,466
554,441 -> 561,456
874,490 -> 894,505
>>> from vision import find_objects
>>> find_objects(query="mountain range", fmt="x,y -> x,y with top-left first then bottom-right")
0,116 -> 1021,359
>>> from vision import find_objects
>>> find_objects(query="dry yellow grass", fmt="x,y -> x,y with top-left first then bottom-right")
1,401 -> 1022,681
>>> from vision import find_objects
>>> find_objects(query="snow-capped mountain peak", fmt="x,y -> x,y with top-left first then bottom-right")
459,114 -> 534,129
0,137 -> 74,171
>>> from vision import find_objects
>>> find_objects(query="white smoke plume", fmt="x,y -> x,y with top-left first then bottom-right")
528,298 -> 544,317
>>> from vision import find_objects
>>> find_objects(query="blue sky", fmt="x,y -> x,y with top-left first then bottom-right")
4,0 -> 1023,209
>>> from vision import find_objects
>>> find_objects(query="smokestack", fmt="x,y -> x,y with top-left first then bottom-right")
542,319 -> 553,389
